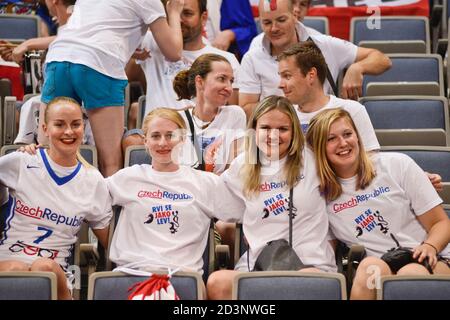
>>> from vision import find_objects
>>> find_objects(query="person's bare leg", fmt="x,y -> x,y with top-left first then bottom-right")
207,270 -> 240,300
127,102 -> 138,130
350,256 -> 392,300
121,133 -> 144,158
37,102 -> 49,145
87,106 -> 124,177
0,260 -> 29,271
31,258 -> 72,300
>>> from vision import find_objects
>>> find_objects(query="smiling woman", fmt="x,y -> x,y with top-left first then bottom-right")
0,97 -> 112,300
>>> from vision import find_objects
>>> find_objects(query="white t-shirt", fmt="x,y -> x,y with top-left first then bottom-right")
180,105 -> 246,174
221,148 -> 337,272
296,95 -> 380,152
0,149 -> 112,269
107,165 -> 240,274
46,0 -> 166,80
239,21 -> 357,99
327,152 -> 449,258
249,25 -> 321,50
140,32 -> 241,115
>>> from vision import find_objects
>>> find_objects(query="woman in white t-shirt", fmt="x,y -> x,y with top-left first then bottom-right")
306,108 -> 450,300
0,97 -> 112,300
107,108 -> 241,275
206,95 -> 337,300
173,53 -> 246,174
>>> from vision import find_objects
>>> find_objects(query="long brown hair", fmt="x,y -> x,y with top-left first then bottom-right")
306,108 -> 376,201
241,95 -> 304,197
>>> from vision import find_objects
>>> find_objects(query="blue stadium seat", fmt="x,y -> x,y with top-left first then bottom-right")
350,16 -> 430,53
0,14 -> 41,42
381,146 -> 450,204
362,54 -> 444,96
360,96 -> 450,146
0,271 -> 57,300
303,17 -> 329,34
232,271 -> 347,300
88,271 -> 204,300
378,275 -> 450,300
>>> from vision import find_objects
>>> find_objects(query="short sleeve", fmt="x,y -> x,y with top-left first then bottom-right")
86,173 -> 113,230
238,52 -> 261,95
139,0 -> 166,25
0,152 -> 22,191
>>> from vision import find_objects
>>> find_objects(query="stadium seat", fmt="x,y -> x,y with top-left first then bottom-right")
0,271 -> 57,300
377,275 -> 450,300
124,145 -> 151,167
232,271 -> 347,300
362,54 -> 444,96
0,14 -> 41,42
136,95 -> 146,130
444,204 -> 450,218
2,96 -> 17,145
381,146 -> 450,204
360,96 -> 450,146
303,17 -> 329,35
350,16 -> 430,54
88,271 -> 204,300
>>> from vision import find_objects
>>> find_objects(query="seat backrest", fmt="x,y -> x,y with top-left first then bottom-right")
88,271 -> 204,300
136,95 -> 146,130
375,129 -> 448,147
362,54 -> 444,96
3,96 -> 17,145
232,271 -> 347,300
0,271 -> 57,300
350,16 -> 429,51
0,14 -> 41,41
360,96 -> 449,132
124,145 -> 151,167
79,145 -> 98,168
358,40 -> 427,54
378,275 -> 450,300
365,82 -> 441,96
303,17 -> 329,35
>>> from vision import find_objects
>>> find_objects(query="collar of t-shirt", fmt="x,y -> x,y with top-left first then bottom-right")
43,149 -> 79,177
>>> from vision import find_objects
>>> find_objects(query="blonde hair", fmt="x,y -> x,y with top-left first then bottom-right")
45,97 -> 92,168
242,95 -> 304,197
306,108 -> 376,202
141,107 -> 187,134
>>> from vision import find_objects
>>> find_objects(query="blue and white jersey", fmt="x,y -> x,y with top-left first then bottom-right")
0,149 -> 112,269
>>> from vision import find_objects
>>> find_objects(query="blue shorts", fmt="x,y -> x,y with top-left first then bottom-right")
41,62 -> 128,109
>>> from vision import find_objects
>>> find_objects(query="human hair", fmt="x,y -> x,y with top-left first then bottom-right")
142,107 -> 187,136
173,53 -> 230,100
62,0 -> 76,6
45,96 -> 91,168
241,95 -> 304,197
306,108 -> 376,202
278,41 -> 327,85
161,0 -> 207,13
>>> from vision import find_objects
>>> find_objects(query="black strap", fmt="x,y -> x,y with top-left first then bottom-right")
307,37 -> 339,97
184,109 -> 205,171
288,187 -> 294,247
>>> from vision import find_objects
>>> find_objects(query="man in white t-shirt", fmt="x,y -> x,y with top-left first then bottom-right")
278,42 -> 380,152
138,0 -> 241,116
278,42 -> 443,191
239,0 -> 391,118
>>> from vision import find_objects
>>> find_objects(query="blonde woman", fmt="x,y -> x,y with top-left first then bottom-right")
306,108 -> 450,300
0,97 -> 112,300
207,95 -> 337,300
107,108 -> 241,274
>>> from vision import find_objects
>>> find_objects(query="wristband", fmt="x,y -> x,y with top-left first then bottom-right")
422,241 -> 438,254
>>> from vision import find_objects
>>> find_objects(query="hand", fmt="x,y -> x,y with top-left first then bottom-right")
166,0 -> 184,15
12,42 -> 29,64
412,242 -> 438,269
341,63 -> 363,100
17,143 -> 40,155
132,47 -> 151,61
426,172 -> 443,192
0,40 -> 14,61
212,30 -> 235,51
204,137 -> 223,172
